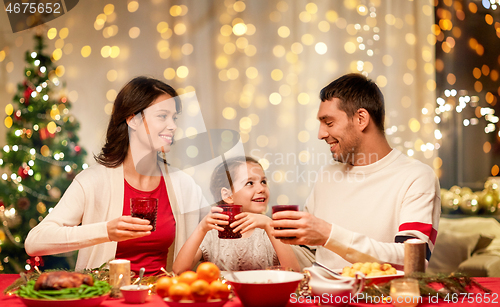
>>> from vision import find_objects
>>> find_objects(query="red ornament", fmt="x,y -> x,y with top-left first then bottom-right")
18,166 -> 29,179
24,88 -> 34,105
39,127 -> 55,140
13,111 -> 21,121
75,145 -> 81,153
26,256 -> 44,272
17,197 -> 30,210
60,97 -> 67,103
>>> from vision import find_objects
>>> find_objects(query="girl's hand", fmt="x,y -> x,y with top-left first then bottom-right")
231,212 -> 271,234
200,206 -> 229,233
106,216 -> 152,242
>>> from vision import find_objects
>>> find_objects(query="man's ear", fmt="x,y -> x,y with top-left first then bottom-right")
127,114 -> 138,131
356,108 -> 370,132
221,187 -> 234,204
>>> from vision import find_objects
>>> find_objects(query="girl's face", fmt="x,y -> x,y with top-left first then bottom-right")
225,162 -> 270,213
137,94 -> 178,153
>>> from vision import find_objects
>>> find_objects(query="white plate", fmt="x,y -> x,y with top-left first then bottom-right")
18,294 -> 109,307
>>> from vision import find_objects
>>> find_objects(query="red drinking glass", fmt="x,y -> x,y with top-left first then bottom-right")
272,205 -> 299,214
218,204 -> 242,239
130,197 -> 158,231
272,205 -> 299,239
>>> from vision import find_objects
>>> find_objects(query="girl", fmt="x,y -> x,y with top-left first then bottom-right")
26,77 -> 208,275
173,157 -> 300,273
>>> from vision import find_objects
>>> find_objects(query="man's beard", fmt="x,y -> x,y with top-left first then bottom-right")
331,132 -> 360,164
332,146 -> 357,164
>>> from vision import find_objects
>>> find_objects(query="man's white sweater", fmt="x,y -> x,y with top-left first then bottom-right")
305,149 -> 441,269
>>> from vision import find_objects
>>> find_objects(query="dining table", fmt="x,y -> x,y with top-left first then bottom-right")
1,274 -> 499,306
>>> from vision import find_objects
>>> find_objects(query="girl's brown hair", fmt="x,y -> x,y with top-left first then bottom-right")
210,156 -> 261,205
95,76 -> 181,167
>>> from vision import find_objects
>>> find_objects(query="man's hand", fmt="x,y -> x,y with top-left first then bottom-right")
270,211 -> 332,245
231,212 -> 271,234
106,216 -> 153,242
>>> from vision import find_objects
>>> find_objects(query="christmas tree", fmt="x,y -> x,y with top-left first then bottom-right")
0,34 -> 87,273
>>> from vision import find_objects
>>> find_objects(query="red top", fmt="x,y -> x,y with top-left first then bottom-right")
115,178 -> 176,276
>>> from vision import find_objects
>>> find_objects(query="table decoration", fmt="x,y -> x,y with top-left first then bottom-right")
361,272 -> 492,301
389,278 -> 420,307
108,259 -> 131,296
120,284 -> 150,304
404,239 -> 426,275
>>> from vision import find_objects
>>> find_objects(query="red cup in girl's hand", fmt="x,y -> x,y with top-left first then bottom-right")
218,204 -> 242,239
130,197 -> 158,231
272,205 -> 299,239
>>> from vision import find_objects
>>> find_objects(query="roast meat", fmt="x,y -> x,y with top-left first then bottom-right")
34,271 -> 94,290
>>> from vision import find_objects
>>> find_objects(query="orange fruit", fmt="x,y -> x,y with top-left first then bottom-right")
155,276 -> 173,298
168,282 -> 191,301
209,280 -> 231,300
178,271 -> 198,285
171,276 -> 181,284
196,262 -> 220,283
190,279 -> 210,302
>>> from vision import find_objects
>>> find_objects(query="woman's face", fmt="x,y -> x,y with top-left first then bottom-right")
137,94 -> 178,153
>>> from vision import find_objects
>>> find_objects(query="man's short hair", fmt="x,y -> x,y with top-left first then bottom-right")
319,73 -> 385,133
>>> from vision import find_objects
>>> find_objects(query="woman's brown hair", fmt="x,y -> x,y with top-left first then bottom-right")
94,76 -> 181,167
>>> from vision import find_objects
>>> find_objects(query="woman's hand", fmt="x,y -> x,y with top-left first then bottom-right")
231,212 -> 271,234
199,206 -> 229,233
106,216 -> 153,242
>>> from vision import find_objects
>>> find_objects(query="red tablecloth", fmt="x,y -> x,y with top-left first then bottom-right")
1,274 -> 499,306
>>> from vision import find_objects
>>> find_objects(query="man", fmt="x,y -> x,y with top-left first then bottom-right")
271,73 -> 440,269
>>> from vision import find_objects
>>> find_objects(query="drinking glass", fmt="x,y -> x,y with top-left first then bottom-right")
130,197 -> 158,231
218,204 -> 242,239
272,205 -> 299,239
272,205 -> 299,214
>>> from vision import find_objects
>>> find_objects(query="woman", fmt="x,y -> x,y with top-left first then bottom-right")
25,77 -> 208,275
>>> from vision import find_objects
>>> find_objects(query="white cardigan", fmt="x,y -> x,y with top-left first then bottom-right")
25,162 -> 209,272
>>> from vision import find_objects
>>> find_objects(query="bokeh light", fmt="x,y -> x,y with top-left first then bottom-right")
129,27 -> 140,39
128,1 -> 139,12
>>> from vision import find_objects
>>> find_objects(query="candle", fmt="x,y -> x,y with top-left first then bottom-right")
109,259 -> 131,297
390,278 -> 421,307
404,239 -> 426,275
